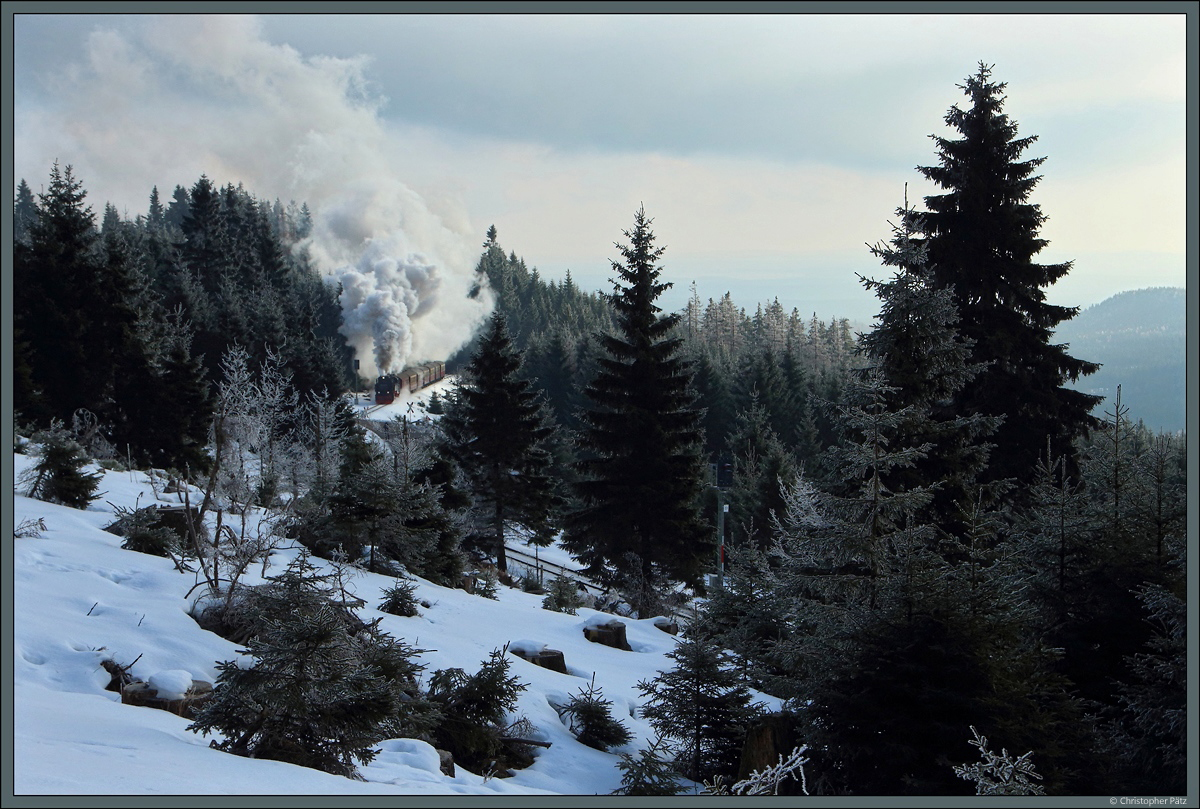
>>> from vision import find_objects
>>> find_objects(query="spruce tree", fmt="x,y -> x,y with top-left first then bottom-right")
637,635 -> 761,785
564,207 -> 710,613
188,553 -> 436,778
441,312 -> 561,573
915,63 -> 1100,485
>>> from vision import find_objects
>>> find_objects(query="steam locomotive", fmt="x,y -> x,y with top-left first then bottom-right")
374,361 -> 447,405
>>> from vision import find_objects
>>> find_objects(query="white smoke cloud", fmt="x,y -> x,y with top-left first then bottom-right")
14,15 -> 493,379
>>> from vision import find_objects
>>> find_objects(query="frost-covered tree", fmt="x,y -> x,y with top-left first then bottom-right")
859,193 -> 999,529
1108,583 -> 1186,795
953,726 -> 1045,796
726,393 -> 799,550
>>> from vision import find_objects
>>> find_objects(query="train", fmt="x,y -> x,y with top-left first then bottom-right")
374,361 -> 446,405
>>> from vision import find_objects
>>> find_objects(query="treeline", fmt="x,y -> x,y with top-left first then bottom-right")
468,225 -> 860,472
14,166 -> 351,471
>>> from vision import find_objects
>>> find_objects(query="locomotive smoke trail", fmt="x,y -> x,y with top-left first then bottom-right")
13,15 -> 493,379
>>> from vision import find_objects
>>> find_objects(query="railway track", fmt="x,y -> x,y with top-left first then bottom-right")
504,545 -> 699,626
504,546 -> 604,597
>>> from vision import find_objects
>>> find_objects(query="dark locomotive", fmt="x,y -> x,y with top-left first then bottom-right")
374,361 -> 446,405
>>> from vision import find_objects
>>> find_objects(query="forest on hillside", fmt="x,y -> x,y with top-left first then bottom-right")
11,64 -> 1187,796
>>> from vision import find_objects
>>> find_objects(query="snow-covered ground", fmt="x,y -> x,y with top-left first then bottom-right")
10,450 -> 779,796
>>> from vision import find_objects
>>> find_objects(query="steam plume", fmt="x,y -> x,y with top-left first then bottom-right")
14,15 -> 493,378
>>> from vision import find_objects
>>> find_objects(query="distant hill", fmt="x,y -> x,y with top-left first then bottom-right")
1053,287 -> 1187,433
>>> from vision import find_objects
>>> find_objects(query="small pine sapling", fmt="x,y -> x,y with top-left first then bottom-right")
378,578 -> 421,617
558,674 -> 633,751
108,501 -> 183,558
187,552 -> 434,779
542,574 -> 584,615
519,570 -> 545,594
475,568 -> 500,600
637,635 -> 762,784
20,421 -> 103,509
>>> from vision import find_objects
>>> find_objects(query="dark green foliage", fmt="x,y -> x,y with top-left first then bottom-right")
295,418 -> 460,583
20,422 -> 103,509
188,553 -> 437,779
378,578 -> 420,617
803,616 -> 987,796
565,207 -> 710,613
859,197 -> 999,530
613,736 -> 689,796
442,312 -> 562,573
915,63 -> 1100,486
637,635 -> 761,784
558,675 -> 632,751
693,543 -> 788,694
427,646 -> 528,773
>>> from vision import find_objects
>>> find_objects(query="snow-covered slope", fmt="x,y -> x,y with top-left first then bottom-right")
11,451 -> 773,796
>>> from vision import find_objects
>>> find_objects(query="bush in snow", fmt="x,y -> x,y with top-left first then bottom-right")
427,645 -> 529,774
188,552 -> 437,779
107,501 -> 184,559
378,578 -> 421,617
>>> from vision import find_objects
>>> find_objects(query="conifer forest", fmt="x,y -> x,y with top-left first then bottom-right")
11,62 -> 1189,797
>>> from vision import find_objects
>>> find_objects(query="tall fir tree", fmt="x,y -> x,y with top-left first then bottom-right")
563,207 -> 710,615
441,312 -> 561,573
915,63 -> 1100,486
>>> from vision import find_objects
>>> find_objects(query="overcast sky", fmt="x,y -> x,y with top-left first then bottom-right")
12,11 -> 1189,323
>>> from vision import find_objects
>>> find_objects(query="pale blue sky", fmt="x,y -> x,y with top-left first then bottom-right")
12,11 -> 1188,322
